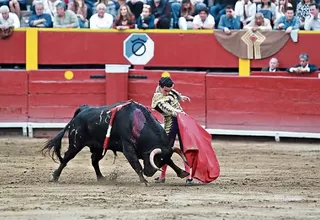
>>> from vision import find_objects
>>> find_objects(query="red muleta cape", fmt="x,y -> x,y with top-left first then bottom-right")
177,113 -> 220,183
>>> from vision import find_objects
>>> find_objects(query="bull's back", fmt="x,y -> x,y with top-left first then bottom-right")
112,103 -> 168,146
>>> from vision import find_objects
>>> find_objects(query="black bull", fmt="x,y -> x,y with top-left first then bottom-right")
41,101 -> 189,185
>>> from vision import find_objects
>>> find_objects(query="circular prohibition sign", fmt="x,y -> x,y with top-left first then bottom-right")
131,40 -> 146,57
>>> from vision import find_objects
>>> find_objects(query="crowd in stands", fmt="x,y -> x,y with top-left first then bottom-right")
0,0 -> 320,31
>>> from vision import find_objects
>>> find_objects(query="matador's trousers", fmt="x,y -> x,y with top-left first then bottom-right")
159,115 -> 191,180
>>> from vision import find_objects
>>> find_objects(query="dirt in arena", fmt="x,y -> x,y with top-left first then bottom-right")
0,136 -> 319,220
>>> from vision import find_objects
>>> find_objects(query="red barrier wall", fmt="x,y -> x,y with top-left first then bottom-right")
206,74 -> 320,132
28,70 -> 106,122
0,71 -> 28,122
0,30 -> 317,69
128,70 -> 207,125
38,31 -> 320,68
37,31 -> 238,68
105,72 -> 128,105
0,31 -> 26,64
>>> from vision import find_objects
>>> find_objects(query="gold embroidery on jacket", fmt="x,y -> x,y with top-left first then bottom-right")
151,86 -> 184,134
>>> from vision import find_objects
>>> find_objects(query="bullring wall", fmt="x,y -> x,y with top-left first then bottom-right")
1,69 -> 320,138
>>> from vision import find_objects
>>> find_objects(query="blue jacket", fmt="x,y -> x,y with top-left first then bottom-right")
274,16 -> 300,30
29,13 -> 53,28
136,15 -> 155,29
218,15 -> 241,30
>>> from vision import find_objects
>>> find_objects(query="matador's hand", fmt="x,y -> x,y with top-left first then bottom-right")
181,95 -> 191,102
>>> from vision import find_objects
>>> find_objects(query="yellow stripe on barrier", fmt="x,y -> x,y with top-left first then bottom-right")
239,58 -> 250,76
26,28 -> 38,71
15,28 -> 320,34
37,28 -> 214,34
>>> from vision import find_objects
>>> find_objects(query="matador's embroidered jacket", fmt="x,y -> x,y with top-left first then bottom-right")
151,85 -> 184,134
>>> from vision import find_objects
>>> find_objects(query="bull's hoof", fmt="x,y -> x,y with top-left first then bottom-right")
139,176 -> 149,186
97,176 -> 106,181
49,175 -> 59,182
177,170 -> 189,179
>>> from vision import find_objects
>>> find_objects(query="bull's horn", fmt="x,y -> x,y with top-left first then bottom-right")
172,147 -> 190,166
149,148 -> 162,171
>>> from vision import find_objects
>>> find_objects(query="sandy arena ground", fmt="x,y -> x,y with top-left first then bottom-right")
0,136 -> 319,220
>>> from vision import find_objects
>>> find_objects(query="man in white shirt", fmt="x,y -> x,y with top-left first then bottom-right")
89,3 -> 113,29
0,5 -> 20,28
234,0 -> 256,27
304,3 -> 320,31
287,53 -> 319,73
193,7 -> 215,29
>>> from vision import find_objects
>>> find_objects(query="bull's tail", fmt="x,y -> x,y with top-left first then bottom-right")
41,125 -> 69,163
40,104 -> 89,163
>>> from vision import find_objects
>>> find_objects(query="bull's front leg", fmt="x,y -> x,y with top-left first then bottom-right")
167,159 -> 189,179
122,140 -> 149,186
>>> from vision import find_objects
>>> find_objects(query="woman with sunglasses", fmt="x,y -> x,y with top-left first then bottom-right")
151,72 -> 193,184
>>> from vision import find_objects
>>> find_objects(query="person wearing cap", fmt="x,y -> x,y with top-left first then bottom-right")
53,2 -> 79,28
287,53 -> 319,73
0,5 -> 20,28
151,72 -> 194,184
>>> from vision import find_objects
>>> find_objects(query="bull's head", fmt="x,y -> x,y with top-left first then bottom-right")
143,147 -> 188,177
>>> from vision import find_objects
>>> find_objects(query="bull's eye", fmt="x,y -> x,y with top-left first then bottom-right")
160,158 -> 163,161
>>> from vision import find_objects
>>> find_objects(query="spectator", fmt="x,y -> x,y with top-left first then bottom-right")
69,0 -> 96,19
32,0 -> 62,20
9,0 -> 26,18
257,0 -> 276,23
136,4 -> 155,29
69,0 -> 88,28
304,3 -> 320,30
218,5 -> 241,34
113,4 -> 135,30
149,0 -> 171,29
275,0 -> 292,23
274,7 -> 299,33
234,0 -> 256,27
261,57 -> 280,72
89,2 -> 113,28
126,0 -> 144,19
209,0 -> 237,27
193,7 -> 215,29
53,2 -> 79,28
296,0 -> 314,29
287,53 -> 318,73
29,1 -> 53,27
171,0 -> 206,28
243,12 -> 272,31
92,0 -> 116,18
177,0 -> 196,30
0,5 -> 20,28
